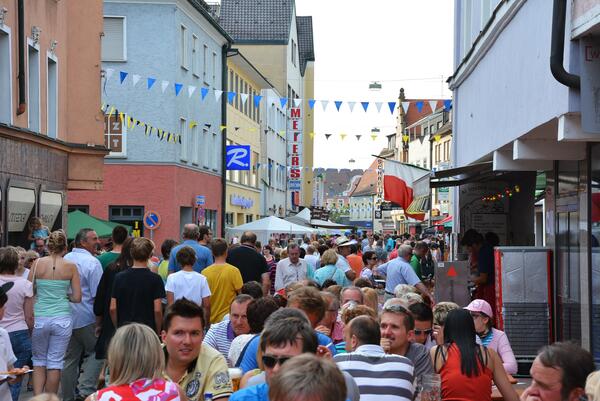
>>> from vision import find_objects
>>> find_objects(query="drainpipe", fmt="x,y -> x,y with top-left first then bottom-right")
220,43 -> 231,237
16,0 -> 26,115
550,0 -> 580,89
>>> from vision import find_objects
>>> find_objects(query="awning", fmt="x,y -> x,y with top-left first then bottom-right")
405,195 -> 430,221
430,161 -> 493,188
435,215 -> 453,225
8,187 -> 35,232
67,210 -> 131,240
40,191 -> 63,229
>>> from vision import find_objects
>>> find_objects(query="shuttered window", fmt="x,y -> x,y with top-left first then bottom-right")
102,17 -> 126,61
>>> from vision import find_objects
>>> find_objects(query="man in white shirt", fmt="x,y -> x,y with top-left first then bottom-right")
334,236 -> 357,283
62,228 -> 104,401
303,245 -> 319,271
274,244 -> 308,291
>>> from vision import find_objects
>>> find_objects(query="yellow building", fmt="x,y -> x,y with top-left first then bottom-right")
225,51 -> 273,227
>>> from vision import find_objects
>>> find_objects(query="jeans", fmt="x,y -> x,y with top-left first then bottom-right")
61,324 -> 104,401
8,330 -> 32,401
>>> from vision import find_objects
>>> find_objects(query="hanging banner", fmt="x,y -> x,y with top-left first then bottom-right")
288,107 -> 303,205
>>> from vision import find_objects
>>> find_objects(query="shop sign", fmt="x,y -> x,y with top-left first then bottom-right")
288,107 -> 303,205
40,191 -> 62,229
8,187 -> 35,232
376,158 -> 384,208
226,145 -> 251,170
231,195 -> 254,209
438,187 -> 449,202
195,195 -> 206,206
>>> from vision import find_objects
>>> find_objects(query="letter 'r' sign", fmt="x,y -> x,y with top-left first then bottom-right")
226,145 -> 251,170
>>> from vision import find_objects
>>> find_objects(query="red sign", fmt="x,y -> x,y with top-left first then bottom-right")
447,266 -> 458,278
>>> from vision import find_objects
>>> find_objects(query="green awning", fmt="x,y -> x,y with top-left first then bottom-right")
66,210 -> 131,240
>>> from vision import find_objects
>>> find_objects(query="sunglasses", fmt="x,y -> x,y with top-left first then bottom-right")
414,328 -> 433,336
369,257 -> 377,260
262,355 -> 291,369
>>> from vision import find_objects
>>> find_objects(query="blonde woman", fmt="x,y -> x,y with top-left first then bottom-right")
313,249 -> 345,287
360,287 -> 380,313
86,323 -> 183,401
28,230 -> 81,395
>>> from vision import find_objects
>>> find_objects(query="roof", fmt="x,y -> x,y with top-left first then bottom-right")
350,159 -> 379,197
187,0 -> 233,43
296,16 -> 315,75
403,99 -> 446,127
219,0 -> 294,44
314,168 -> 364,198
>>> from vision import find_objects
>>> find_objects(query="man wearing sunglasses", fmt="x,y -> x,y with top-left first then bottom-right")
408,302 -> 436,350
230,308 -> 359,401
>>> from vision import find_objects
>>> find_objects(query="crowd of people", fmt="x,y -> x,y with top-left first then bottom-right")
0,223 -> 598,401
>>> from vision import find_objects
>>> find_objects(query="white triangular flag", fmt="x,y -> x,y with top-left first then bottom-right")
375,102 -> 383,112
293,98 -> 302,107
132,74 -> 141,87
429,100 -> 438,113
321,100 -> 329,110
105,68 -> 115,81
161,80 -> 169,93
214,90 -> 223,102
188,86 -> 196,98
240,93 -> 249,105
348,101 -> 356,112
402,102 -> 410,114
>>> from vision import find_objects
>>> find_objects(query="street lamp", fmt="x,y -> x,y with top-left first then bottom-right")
369,81 -> 382,91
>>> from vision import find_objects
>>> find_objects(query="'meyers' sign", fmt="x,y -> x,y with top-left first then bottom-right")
288,107 -> 303,206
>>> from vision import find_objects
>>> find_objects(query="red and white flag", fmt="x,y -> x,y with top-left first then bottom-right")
383,160 -> 429,220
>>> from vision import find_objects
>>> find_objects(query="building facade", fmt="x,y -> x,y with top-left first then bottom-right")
68,0 -> 231,246
449,0 -> 600,359
225,51 -> 272,227
0,0 -> 107,247
218,0 -> 315,212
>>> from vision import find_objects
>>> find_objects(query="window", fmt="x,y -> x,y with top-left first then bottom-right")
229,69 -> 233,93
245,215 -> 253,223
109,206 -> 144,237
212,52 -> 217,85
203,128 -> 210,168
180,25 -> 188,69
191,124 -> 198,165
243,82 -> 248,116
234,74 -> 239,110
461,0 -> 473,59
28,42 -> 40,132
192,35 -> 199,76
430,125 -> 435,133
203,45 -> 208,82
212,133 -> 218,170
437,121 -> 443,130
104,112 -> 127,157
225,212 -> 234,227
47,55 -> 58,138
0,28 -> 11,124
291,39 -> 297,66
180,118 -> 188,161
423,126 -> 429,135
68,205 -> 89,214
102,17 -> 126,61
251,151 -> 258,187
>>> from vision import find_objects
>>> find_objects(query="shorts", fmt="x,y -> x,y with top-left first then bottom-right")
31,316 -> 73,370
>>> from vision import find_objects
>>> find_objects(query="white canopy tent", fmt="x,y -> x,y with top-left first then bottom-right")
227,215 -> 316,245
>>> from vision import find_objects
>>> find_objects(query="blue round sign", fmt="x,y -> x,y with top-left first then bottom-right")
143,211 -> 161,230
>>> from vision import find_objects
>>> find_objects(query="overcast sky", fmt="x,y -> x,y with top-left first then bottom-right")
295,0 -> 454,170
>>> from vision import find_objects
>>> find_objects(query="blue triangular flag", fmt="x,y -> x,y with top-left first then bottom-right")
361,102 -> 369,112
334,101 -> 343,111
254,95 -> 263,108
228,92 -> 237,103
308,99 -> 316,109
444,99 -> 452,111
201,87 -> 209,100
119,71 -> 128,84
174,83 -> 183,96
280,98 -> 288,108
415,101 -> 424,113
388,102 -> 396,114
147,77 -> 156,89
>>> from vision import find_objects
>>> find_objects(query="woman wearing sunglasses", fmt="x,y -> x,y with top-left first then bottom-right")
360,251 -> 377,281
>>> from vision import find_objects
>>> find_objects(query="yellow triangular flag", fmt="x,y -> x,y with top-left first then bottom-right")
127,116 -> 134,130
220,125 -> 227,131
402,135 -> 410,142
309,132 -> 315,139
371,134 -> 378,141
189,121 -> 198,130
279,130 -> 286,136
249,127 -> 257,132
340,133 -> 347,141
434,134 -> 441,142
107,106 -> 116,119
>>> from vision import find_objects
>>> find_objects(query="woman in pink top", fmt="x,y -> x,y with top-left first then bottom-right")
465,299 -> 518,375
0,247 -> 34,401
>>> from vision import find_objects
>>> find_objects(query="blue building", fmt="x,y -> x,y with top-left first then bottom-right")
69,0 -> 232,245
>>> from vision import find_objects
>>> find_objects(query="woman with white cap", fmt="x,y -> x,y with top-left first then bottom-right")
465,299 -> 517,375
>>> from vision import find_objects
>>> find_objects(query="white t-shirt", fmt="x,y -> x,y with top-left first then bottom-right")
0,327 -> 17,400
165,270 -> 212,305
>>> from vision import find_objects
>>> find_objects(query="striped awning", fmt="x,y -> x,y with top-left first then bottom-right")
405,195 -> 430,221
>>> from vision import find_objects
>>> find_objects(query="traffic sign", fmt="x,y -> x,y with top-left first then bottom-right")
143,211 -> 161,230
196,195 -> 205,206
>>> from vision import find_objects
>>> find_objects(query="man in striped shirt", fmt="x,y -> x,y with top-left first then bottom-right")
334,315 -> 415,401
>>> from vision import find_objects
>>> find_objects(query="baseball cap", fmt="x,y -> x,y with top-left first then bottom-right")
464,299 -> 493,318
0,282 -> 14,298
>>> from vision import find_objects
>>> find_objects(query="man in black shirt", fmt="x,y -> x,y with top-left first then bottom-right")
226,231 -> 270,296
110,237 -> 165,333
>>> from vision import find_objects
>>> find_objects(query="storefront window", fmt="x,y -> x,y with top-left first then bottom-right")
590,144 -> 600,364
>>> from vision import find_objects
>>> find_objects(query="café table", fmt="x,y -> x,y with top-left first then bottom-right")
492,379 -> 531,401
